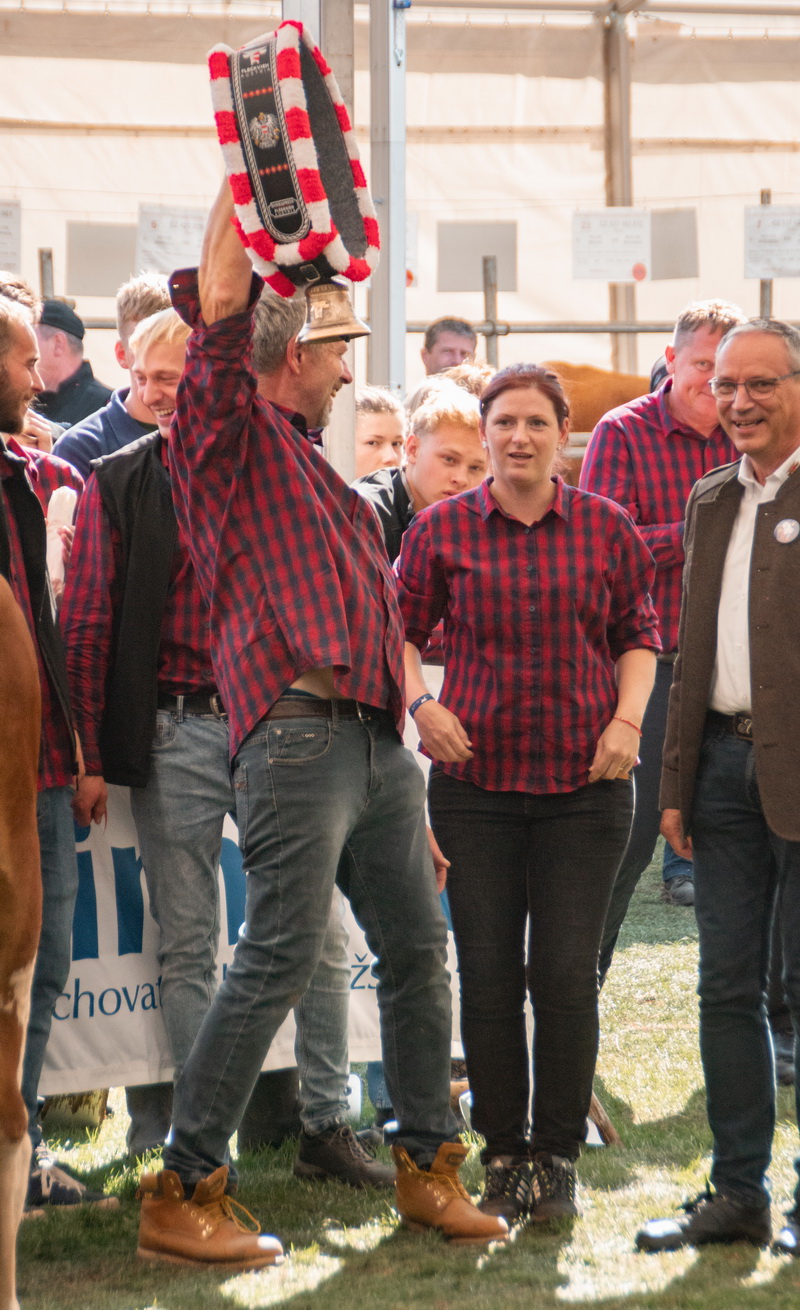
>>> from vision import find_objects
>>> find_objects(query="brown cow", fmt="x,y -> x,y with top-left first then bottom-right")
0,575 -> 41,1310
544,361 -> 650,435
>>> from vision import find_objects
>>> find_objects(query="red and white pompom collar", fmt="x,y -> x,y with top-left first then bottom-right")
209,20 -> 380,299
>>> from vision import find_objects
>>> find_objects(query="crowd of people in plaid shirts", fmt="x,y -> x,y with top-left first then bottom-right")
3,191 -> 799,1264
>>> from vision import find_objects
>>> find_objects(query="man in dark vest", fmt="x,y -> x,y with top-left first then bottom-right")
61,306 -> 391,1188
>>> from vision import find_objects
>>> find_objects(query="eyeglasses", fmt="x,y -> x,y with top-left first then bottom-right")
710,370 -> 800,401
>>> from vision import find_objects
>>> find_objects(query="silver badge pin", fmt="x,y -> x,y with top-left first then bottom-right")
774,518 -> 800,544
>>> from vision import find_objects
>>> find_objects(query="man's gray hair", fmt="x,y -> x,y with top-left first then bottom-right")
37,323 -> 83,357
0,295 -> 33,360
252,290 -> 306,377
718,318 -> 800,372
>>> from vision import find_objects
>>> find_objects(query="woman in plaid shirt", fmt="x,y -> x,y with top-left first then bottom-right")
396,364 -> 660,1226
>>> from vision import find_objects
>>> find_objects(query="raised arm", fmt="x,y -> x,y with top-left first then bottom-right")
198,175 -> 254,325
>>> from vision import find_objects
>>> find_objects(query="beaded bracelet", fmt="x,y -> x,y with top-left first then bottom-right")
408,693 -> 435,718
613,716 -> 642,737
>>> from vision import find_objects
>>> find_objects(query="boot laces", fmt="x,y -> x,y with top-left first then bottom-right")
203,1193 -> 261,1234
339,1125 -> 376,1163
681,1183 -> 714,1216
428,1168 -> 470,1202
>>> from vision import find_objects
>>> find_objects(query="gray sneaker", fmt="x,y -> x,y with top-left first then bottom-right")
636,1187 -> 771,1252
293,1124 -> 395,1189
26,1157 -> 120,1218
660,874 -> 695,907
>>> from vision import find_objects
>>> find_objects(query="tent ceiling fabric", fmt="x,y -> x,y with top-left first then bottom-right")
1,10 -> 798,78
3,0 -> 800,385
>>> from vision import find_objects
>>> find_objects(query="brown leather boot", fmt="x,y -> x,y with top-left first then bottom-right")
392,1142 -> 508,1245
136,1166 -> 283,1269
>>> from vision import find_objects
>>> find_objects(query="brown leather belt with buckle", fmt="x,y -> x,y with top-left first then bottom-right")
707,709 -> 753,742
265,697 -> 390,722
157,690 -> 226,718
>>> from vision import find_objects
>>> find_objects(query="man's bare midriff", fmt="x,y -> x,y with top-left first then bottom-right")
290,667 -> 347,699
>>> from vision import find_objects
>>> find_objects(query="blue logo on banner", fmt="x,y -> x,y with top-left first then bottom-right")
72,850 -> 99,962
70,824 -> 249,959
112,847 -> 145,956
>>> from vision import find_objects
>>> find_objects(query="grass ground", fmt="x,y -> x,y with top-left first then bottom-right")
17,851 -> 800,1310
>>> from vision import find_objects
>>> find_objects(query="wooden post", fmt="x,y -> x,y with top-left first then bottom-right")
603,5 -> 637,374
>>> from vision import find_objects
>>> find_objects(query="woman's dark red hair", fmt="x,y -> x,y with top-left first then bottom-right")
479,363 -> 570,427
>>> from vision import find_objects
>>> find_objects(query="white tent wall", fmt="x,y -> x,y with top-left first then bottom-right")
1,9 -> 799,389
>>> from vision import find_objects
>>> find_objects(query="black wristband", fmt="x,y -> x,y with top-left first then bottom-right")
408,693 -> 435,718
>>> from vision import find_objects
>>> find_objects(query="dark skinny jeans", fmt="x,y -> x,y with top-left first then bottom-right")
429,772 -> 633,1163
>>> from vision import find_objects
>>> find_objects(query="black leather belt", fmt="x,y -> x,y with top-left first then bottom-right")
157,690 -> 226,718
706,709 -> 753,742
265,696 -> 390,723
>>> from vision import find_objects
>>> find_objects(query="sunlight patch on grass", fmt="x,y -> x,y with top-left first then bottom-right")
554,1178 -> 699,1302
221,1246 -> 342,1307
322,1217 -> 396,1251
741,1251 -> 788,1287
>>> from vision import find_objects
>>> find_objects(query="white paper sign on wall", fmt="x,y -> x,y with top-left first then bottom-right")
0,200 -> 22,273
573,209 -> 651,283
745,206 -> 800,279
136,204 -> 206,275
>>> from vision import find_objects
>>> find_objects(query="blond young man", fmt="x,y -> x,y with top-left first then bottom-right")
355,387 -> 488,563
53,273 -> 171,479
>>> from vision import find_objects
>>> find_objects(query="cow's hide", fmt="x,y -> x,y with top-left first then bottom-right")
0,576 -> 42,1310
544,361 -> 650,435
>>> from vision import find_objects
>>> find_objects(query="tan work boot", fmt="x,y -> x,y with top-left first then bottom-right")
392,1142 -> 508,1245
136,1166 -> 283,1269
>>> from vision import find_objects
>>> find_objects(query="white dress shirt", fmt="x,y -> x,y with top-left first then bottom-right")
710,444 -> 800,713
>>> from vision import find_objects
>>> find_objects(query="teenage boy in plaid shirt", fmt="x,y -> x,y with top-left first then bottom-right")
133,180 -> 505,1269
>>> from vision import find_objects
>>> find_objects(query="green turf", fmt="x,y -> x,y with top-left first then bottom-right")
17,849 -> 800,1309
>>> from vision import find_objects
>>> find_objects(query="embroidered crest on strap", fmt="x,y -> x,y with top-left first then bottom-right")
209,21 -> 381,299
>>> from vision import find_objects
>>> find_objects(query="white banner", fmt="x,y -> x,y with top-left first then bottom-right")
41,782 -> 461,1095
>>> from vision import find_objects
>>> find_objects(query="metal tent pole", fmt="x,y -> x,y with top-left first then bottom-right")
603,4 -> 638,374
368,0 -> 408,398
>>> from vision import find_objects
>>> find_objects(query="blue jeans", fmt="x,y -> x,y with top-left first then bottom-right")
22,786 -> 79,1150
692,724 -> 800,1208
164,706 -> 458,1186
128,708 -> 351,1152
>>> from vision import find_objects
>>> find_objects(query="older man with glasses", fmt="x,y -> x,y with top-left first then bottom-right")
636,320 -> 800,1256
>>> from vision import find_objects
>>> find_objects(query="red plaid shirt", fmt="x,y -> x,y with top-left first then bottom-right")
579,380 -> 736,652
167,269 -> 405,756
396,477 -> 660,795
8,439 -> 84,514
1,449 -> 74,789
61,461 -> 216,775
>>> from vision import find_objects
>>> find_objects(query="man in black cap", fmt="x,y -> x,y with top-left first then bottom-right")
34,300 -> 112,427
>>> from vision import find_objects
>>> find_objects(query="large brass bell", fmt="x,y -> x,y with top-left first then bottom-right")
296,278 -> 370,345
